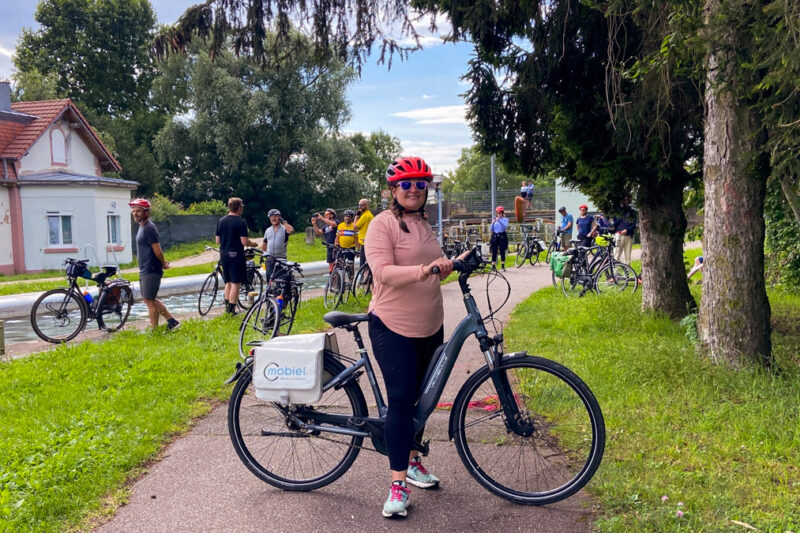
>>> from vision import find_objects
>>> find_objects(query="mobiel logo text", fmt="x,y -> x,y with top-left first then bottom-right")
264,362 -> 309,381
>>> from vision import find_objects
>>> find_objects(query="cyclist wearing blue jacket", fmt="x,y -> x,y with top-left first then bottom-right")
490,206 -> 510,270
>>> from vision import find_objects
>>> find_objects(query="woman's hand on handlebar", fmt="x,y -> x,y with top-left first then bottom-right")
423,257 -> 453,280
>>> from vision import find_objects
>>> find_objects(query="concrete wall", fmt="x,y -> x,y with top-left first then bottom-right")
554,180 -> 597,239
0,187 -> 12,272
20,185 -> 134,271
19,121 -> 97,176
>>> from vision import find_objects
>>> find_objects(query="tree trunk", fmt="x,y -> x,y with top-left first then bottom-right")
779,175 -> 800,227
698,0 -> 772,367
637,180 -> 696,318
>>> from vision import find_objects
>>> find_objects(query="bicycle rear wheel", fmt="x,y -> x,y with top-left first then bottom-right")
323,270 -> 343,309
452,355 -> 605,505
529,243 -> 542,266
515,244 -> 529,267
561,271 -> 596,297
198,273 -> 219,316
228,354 -> 368,491
352,264 -> 372,303
238,296 -> 280,357
30,288 -> 87,343
95,284 -> 133,332
238,269 -> 264,310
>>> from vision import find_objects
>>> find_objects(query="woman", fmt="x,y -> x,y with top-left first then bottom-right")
312,208 -> 338,272
365,156 -> 454,519
490,205 -> 509,270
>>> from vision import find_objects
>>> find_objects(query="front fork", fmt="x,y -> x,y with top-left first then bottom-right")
481,334 -> 534,438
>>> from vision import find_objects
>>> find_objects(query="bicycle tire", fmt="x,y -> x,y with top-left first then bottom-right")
341,264 -> 353,304
238,269 -> 264,310
529,243 -> 542,266
95,284 -> 133,332
515,243 -> 529,267
30,288 -> 87,344
228,354 -> 368,491
198,273 -> 219,316
561,270 -> 597,297
323,270 -> 343,309
275,288 -> 299,337
594,263 -> 637,294
238,296 -> 280,357
545,242 -> 556,265
451,355 -> 605,505
352,264 -> 372,303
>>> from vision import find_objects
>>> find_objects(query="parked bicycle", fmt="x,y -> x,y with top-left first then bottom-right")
226,246 -> 605,505
544,228 -> 564,265
551,231 -> 639,296
352,261 -> 372,304
30,258 -> 133,343
323,244 -> 357,309
238,253 -> 304,356
514,224 -> 546,267
197,246 -> 264,316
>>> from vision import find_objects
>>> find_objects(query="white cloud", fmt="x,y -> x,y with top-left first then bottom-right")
400,140 -> 467,173
392,105 -> 466,125
0,45 -> 13,58
421,94 -> 436,100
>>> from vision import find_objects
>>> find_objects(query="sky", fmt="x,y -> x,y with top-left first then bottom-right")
0,1 -> 475,173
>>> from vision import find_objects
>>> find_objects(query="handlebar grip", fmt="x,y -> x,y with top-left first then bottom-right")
432,266 -> 441,274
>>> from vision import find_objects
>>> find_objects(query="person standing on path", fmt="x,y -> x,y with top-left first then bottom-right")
613,196 -> 637,264
216,197 -> 258,315
489,205 -> 509,270
129,198 -> 180,331
365,156 -> 454,519
260,208 -> 294,280
354,198 -> 374,267
558,206 -> 574,251
575,204 -> 595,248
312,208 -> 338,272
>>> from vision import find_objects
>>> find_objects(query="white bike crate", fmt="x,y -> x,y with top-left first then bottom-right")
252,332 -> 338,404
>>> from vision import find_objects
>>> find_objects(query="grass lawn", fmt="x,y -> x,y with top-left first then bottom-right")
0,295 -> 366,532
0,239 -> 327,297
504,283 -> 800,531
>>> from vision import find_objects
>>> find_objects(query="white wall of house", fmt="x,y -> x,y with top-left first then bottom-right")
91,190 -> 134,266
0,187 -> 13,270
19,121 -> 97,176
554,179 -> 597,239
20,185 -> 133,271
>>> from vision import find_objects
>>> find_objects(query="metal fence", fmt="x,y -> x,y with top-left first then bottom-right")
445,187 -> 555,218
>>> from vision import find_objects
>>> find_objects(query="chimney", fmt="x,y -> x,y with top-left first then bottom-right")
0,81 -> 10,111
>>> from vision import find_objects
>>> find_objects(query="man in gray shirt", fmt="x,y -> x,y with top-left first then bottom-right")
129,198 -> 180,331
261,208 -> 295,279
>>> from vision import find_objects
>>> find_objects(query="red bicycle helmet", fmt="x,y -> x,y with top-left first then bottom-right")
495,205 -> 505,212
385,156 -> 433,183
128,198 -> 151,209
579,204 -> 588,210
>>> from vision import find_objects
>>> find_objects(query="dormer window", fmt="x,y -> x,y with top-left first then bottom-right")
51,127 -> 66,165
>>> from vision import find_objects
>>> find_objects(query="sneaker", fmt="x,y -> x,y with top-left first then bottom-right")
382,481 -> 410,518
406,457 -> 440,489
166,318 -> 181,331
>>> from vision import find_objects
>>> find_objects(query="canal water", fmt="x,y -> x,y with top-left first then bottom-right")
2,274 -> 328,345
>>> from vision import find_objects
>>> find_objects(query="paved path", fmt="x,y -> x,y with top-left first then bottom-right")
96,261 -> 597,533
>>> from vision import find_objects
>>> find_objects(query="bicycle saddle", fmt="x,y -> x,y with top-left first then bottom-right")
323,311 -> 370,328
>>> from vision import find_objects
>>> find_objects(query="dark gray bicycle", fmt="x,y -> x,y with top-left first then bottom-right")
226,246 -> 605,505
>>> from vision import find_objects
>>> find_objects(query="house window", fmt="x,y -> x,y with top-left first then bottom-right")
107,215 -> 121,244
47,213 -> 73,246
51,127 -> 67,164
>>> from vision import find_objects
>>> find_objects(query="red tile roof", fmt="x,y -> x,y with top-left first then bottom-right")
0,99 -> 120,172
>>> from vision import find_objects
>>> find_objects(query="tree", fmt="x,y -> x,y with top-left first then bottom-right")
441,146 -> 533,193
348,130 -> 403,201
153,37 -> 361,230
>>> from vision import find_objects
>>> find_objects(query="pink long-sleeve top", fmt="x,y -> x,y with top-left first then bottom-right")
365,210 -> 444,338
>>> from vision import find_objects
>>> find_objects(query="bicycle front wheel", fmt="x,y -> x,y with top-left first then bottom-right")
198,273 -> 219,316
238,296 -> 280,357
595,263 -> 637,294
452,355 -> 605,505
352,265 -> 372,303
30,288 -> 87,343
323,270 -> 343,309
529,243 -> 542,266
95,284 -> 133,332
515,244 -> 529,267
228,354 -> 368,491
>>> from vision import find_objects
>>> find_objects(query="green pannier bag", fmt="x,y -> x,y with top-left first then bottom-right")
549,252 -> 572,278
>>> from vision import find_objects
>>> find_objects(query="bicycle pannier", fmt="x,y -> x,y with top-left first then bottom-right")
66,262 -> 92,279
252,332 -> 338,404
549,252 -> 572,278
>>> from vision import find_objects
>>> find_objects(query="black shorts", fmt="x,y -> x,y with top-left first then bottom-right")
520,191 -> 528,199
220,251 -> 247,284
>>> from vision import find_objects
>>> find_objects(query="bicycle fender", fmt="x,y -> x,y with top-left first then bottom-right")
224,357 -> 253,384
447,352 -> 528,440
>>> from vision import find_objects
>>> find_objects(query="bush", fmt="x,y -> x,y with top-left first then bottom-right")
147,193 -> 181,222
184,200 -> 227,216
765,180 -> 800,292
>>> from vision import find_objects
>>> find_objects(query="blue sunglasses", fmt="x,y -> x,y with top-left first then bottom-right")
398,181 -> 428,191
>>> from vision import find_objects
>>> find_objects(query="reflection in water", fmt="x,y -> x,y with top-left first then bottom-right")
2,274 -> 327,345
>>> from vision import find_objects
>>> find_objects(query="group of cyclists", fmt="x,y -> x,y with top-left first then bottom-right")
311,198 -> 374,273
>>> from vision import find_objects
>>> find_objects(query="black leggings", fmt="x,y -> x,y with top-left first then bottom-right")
490,232 -> 508,265
368,313 -> 444,471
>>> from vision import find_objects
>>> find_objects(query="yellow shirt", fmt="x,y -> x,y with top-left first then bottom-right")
337,222 -> 357,249
354,209 -> 374,245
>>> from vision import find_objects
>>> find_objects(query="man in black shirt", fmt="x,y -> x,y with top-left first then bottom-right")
130,198 -> 180,331
216,197 -> 258,314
